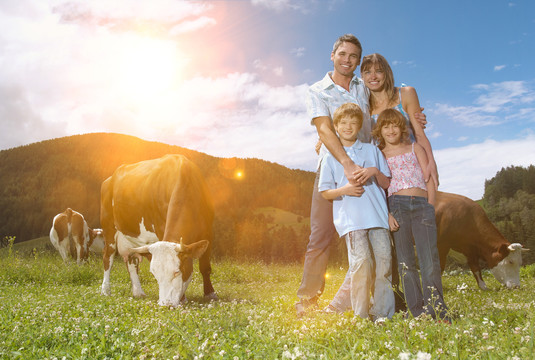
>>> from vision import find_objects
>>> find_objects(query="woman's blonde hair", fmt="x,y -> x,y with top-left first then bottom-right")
372,108 -> 410,149
361,53 -> 396,113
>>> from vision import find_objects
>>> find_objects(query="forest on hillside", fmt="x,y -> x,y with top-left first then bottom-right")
1,134 -> 533,265
0,133 -> 316,262
482,165 -> 535,264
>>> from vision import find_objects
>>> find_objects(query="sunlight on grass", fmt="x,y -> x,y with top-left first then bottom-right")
1,249 -> 534,359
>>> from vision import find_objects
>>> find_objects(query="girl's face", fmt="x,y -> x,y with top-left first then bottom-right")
381,123 -> 401,145
361,65 -> 385,92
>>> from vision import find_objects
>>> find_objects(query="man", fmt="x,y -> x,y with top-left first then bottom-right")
296,34 -> 426,316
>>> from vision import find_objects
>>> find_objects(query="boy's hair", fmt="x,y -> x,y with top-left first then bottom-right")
332,34 -> 362,60
372,108 -> 410,149
333,103 -> 363,127
360,53 -> 396,112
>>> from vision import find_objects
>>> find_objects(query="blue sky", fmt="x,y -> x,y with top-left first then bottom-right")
1,0 -> 534,200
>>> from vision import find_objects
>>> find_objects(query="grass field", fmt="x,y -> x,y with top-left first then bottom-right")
1,243 -> 534,359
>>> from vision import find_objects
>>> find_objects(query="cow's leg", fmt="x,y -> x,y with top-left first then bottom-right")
73,235 -> 85,265
101,242 -> 116,296
126,254 -> 146,298
467,255 -> 487,290
57,237 -> 70,262
199,242 -> 217,299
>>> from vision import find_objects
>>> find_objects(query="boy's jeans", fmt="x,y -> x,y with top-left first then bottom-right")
345,228 -> 395,320
388,195 -> 448,319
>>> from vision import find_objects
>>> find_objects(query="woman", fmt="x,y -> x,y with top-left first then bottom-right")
361,53 -> 438,188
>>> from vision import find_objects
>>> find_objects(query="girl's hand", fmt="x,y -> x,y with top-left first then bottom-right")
388,213 -> 399,232
353,167 -> 376,185
339,183 -> 365,197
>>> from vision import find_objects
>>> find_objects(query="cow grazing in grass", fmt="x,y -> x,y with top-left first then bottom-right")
100,154 -> 216,307
49,208 -> 104,264
435,192 -> 528,290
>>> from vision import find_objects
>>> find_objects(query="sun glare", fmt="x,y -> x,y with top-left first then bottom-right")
112,36 -> 184,103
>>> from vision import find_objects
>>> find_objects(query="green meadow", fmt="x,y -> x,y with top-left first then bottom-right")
1,241 -> 534,360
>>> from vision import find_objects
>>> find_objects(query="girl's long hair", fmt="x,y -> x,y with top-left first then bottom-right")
372,108 -> 410,150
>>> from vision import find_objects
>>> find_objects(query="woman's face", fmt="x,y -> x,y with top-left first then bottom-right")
361,65 -> 385,92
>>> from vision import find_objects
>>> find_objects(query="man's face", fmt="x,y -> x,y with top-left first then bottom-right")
331,42 -> 361,78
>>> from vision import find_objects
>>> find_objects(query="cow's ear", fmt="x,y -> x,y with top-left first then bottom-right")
181,240 -> 209,259
498,244 -> 510,257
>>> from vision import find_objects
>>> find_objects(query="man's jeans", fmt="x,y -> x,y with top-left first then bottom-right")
297,171 -> 336,301
345,228 -> 395,319
388,195 -> 448,319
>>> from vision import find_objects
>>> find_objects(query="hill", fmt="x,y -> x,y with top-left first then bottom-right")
0,133 -> 316,261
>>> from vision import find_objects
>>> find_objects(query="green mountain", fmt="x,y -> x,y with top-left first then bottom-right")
0,133 -> 316,261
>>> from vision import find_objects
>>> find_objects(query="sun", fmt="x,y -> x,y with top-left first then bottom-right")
111,36 -> 185,103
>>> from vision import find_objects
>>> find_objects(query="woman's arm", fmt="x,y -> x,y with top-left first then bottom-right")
401,86 -> 439,189
414,143 -> 436,206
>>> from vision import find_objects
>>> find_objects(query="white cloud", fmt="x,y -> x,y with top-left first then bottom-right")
494,65 -> 506,71
434,135 -> 535,200
251,0 -> 314,13
433,80 -> 535,127
291,47 -> 305,57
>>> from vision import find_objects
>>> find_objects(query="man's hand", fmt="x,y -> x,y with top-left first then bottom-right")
388,213 -> 399,232
414,106 -> 427,129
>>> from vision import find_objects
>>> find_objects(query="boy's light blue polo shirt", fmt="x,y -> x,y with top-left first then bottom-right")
318,140 -> 390,237
306,72 -> 371,170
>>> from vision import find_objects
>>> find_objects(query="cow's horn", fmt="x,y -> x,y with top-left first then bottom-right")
508,243 -> 523,251
130,245 -> 151,255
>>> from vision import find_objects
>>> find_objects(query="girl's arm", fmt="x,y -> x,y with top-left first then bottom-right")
353,167 -> 390,190
401,86 -> 439,189
414,143 -> 436,206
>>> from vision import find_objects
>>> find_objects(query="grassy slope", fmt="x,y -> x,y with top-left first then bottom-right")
1,249 -> 534,359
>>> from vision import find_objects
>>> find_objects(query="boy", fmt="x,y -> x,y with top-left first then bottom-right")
318,103 -> 394,320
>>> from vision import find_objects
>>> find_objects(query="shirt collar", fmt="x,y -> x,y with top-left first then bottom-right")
319,72 -> 361,90
344,139 -> 363,150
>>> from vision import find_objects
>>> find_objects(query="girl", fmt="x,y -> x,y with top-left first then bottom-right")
372,108 -> 450,322
360,53 -> 438,190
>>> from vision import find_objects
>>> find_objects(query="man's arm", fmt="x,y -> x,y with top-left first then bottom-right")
313,116 -> 362,187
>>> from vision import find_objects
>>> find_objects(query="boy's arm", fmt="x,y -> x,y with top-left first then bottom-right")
321,183 -> 364,200
353,167 -> 390,190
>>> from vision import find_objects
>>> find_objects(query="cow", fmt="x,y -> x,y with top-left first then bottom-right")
100,154 -> 216,307
435,191 -> 529,290
49,208 -> 104,264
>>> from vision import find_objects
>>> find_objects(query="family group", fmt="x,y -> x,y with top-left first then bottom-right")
295,34 -> 450,323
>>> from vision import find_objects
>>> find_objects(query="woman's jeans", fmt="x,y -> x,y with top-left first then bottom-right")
344,228 -> 395,320
388,195 -> 448,319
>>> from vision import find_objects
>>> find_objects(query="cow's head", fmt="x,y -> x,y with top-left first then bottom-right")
490,243 -> 529,289
130,239 -> 209,307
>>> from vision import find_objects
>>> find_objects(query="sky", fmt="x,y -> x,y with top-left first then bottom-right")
1,0 -> 534,200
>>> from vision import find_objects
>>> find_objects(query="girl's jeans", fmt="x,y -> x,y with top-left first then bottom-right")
344,228 -> 395,320
388,195 -> 449,319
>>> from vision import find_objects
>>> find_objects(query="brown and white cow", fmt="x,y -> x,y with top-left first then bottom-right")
49,208 -> 104,264
100,154 -> 216,307
435,191 -> 528,290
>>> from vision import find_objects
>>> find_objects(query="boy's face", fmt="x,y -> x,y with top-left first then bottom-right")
335,115 -> 361,144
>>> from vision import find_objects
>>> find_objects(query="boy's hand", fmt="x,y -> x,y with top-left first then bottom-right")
388,213 -> 399,232
339,183 -> 364,197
